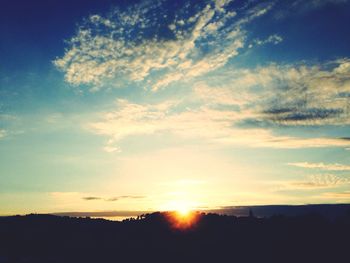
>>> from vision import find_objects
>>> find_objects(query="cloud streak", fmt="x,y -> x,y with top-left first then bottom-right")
272,174 -> 349,191
322,191 -> 350,199
88,99 -> 350,151
249,34 -> 283,48
82,197 -> 102,201
291,174 -> 349,189
207,59 -> 350,126
288,162 -> 350,171
0,129 -> 6,138
274,0 -> 350,19
82,195 -> 146,202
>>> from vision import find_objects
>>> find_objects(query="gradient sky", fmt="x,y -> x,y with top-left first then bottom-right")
1,0 -> 350,216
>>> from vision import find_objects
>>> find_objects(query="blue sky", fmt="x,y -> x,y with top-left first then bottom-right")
1,0 -> 350,216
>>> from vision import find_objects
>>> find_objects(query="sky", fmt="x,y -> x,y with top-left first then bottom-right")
1,0 -> 350,216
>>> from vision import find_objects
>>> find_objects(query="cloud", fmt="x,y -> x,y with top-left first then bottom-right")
288,162 -> 350,171
54,0 -> 273,91
82,195 -> 146,202
293,174 -> 349,189
217,134 -> 350,149
53,0 -> 350,151
0,129 -> 6,138
274,0 -> 349,19
103,145 -> 121,153
83,56 -> 350,151
88,98 -> 350,151
249,34 -> 283,48
273,174 -> 349,191
0,114 -> 20,139
203,59 -> 350,126
82,196 -> 102,201
292,0 -> 349,11
193,81 -> 258,107
105,196 -> 146,202
321,191 -> 350,199
120,195 -> 145,199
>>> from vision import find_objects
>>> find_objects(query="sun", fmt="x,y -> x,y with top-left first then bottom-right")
167,210 -> 200,230
172,200 -> 192,217
176,206 -> 191,217
163,201 -> 200,230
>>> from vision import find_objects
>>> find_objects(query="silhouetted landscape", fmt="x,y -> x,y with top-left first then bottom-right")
1,204 -> 349,263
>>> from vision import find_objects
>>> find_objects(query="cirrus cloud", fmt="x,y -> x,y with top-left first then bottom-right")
88,98 -> 350,152
196,59 -> 350,126
53,0 -> 276,91
83,195 -> 146,202
288,162 -> 350,171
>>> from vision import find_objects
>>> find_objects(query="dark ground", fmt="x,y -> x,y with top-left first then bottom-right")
0,208 -> 349,263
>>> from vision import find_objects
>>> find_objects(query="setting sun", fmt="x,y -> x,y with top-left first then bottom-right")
172,200 -> 193,215
176,207 -> 191,217
166,209 -> 201,230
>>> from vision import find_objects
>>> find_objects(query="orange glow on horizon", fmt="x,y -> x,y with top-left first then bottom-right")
166,210 -> 201,230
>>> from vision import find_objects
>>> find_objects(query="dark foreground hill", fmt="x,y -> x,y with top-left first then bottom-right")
0,209 -> 349,263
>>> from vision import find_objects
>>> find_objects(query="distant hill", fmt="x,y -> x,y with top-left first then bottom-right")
48,204 -> 350,221
210,203 -> 350,219
0,207 -> 349,263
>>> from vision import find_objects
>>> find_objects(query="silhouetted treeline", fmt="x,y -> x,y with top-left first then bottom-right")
0,210 -> 349,263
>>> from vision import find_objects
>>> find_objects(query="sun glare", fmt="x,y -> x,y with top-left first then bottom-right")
167,209 -> 200,230
164,201 -> 201,230
159,193 -> 202,229
177,206 -> 190,217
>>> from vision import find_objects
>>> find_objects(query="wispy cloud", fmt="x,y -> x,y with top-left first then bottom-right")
82,196 -> 102,201
88,98 -> 350,152
291,0 -> 349,11
84,55 -> 350,151
202,59 -> 350,126
292,174 -> 349,189
321,191 -> 350,199
249,34 -> 283,48
82,195 -> 146,202
0,114 -> 20,139
257,60 -> 350,126
54,0 -> 274,91
0,129 -> 6,138
272,174 -> 349,191
274,0 -> 349,19
288,162 -> 350,171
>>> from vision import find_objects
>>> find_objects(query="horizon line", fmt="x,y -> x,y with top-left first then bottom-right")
2,203 -> 350,218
